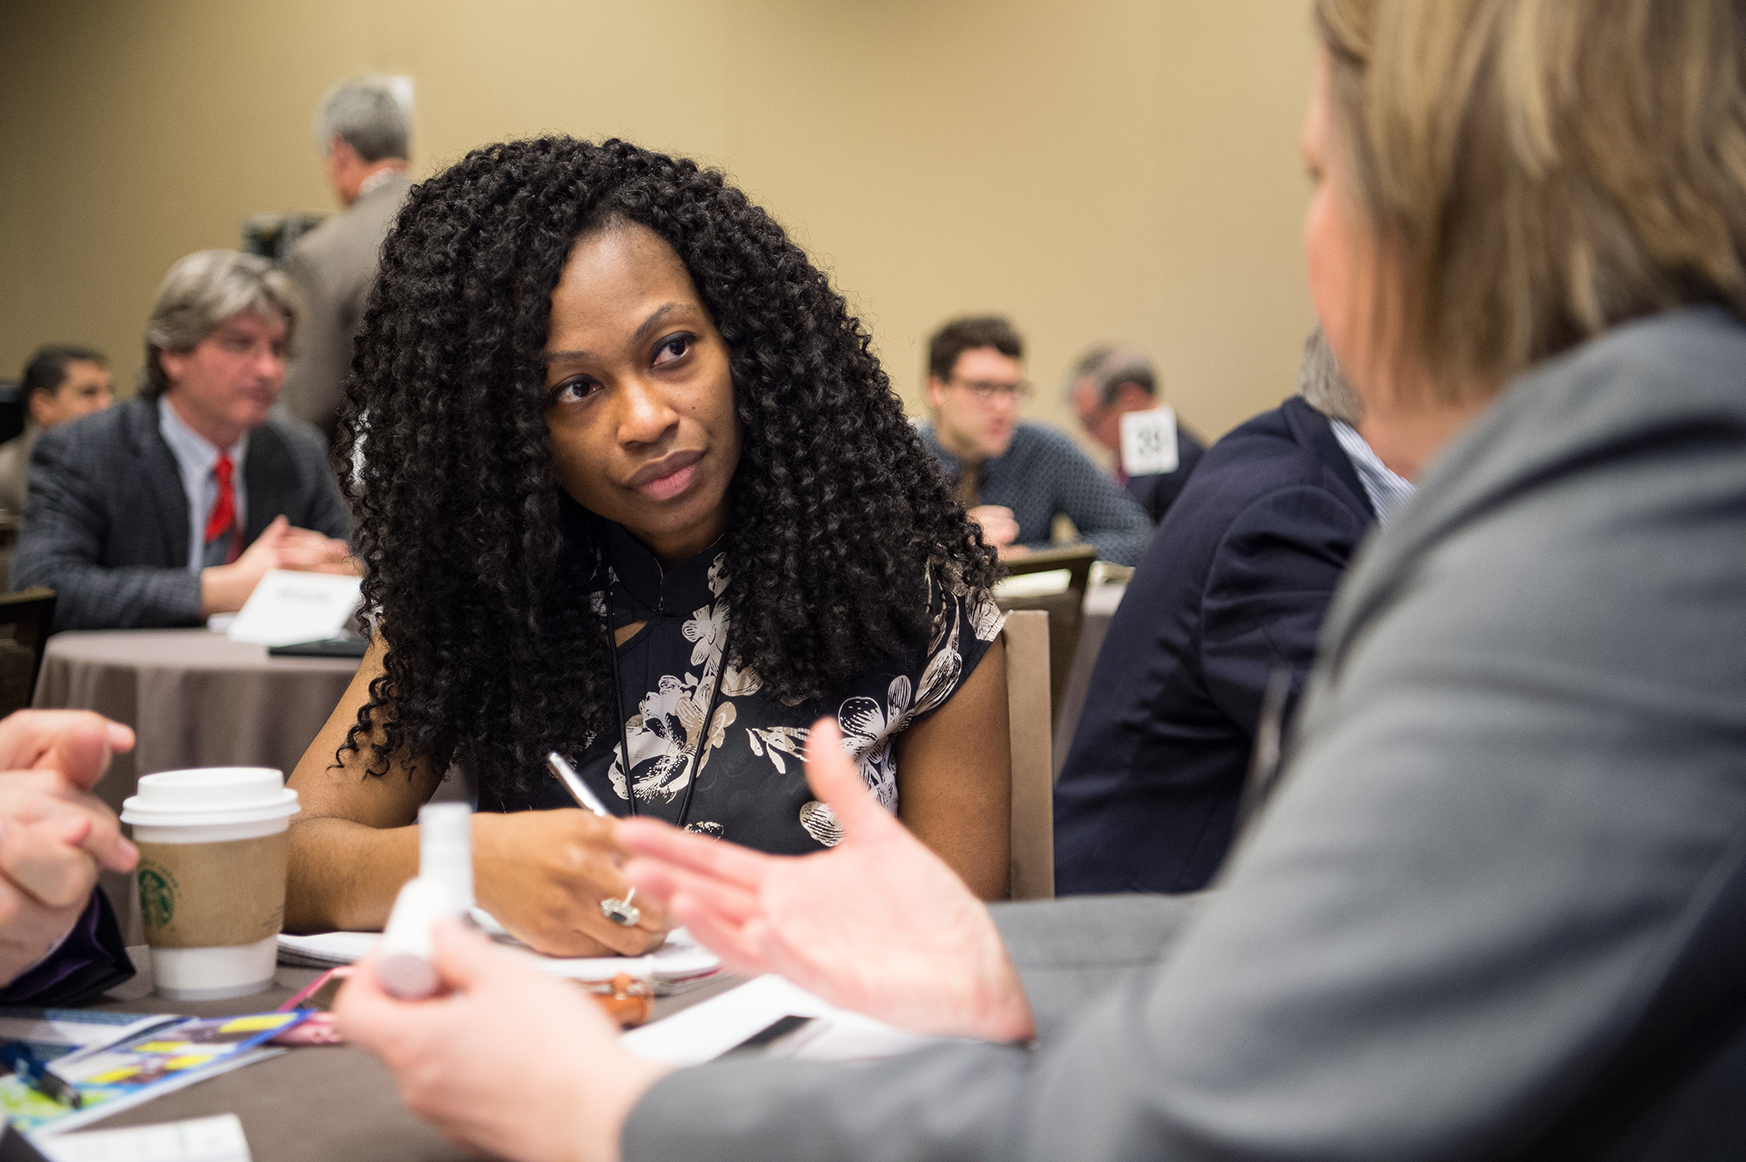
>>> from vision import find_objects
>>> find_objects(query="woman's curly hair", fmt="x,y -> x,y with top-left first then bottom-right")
336,136 -> 998,799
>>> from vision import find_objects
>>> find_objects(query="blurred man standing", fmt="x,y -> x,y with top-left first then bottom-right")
1066,344 -> 1205,524
13,250 -> 352,631
0,346 -> 114,514
918,316 -> 1151,566
281,75 -> 411,443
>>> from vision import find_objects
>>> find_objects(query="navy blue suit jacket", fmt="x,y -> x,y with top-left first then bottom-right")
1054,397 -> 1375,894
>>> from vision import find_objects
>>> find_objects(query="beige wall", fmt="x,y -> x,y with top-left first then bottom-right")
0,0 -> 1317,452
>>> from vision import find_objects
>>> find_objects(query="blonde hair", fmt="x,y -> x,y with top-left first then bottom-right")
1315,0 -> 1746,401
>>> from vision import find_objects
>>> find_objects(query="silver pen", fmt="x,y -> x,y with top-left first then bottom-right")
546,751 -> 612,816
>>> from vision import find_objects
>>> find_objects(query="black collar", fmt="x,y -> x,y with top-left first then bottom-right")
600,521 -> 723,625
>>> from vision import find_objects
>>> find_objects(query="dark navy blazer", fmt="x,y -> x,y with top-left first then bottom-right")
1054,397 -> 1375,894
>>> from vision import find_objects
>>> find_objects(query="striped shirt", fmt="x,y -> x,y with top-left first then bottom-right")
1330,419 -> 1416,526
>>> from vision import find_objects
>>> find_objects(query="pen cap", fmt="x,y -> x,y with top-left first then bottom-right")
378,876 -> 460,1000
417,802 -> 474,911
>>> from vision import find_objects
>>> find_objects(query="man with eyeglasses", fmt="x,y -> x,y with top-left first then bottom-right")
917,316 -> 1152,566
12,250 -> 354,632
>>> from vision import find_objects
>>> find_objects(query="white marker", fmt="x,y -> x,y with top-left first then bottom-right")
377,877 -> 461,999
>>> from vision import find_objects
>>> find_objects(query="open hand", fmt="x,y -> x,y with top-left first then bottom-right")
620,719 -> 1034,1042
338,919 -> 664,1162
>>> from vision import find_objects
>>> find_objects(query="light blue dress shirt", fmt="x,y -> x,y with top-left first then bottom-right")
1331,419 -> 1415,526
157,398 -> 249,573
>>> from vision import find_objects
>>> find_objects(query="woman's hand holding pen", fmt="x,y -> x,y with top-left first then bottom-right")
470,811 -> 670,958
618,719 -> 1036,1044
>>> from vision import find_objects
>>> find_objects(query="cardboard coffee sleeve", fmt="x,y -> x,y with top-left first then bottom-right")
135,833 -> 288,949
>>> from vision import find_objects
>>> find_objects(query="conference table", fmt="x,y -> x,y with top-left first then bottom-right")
84,949 -> 742,1161
33,628 -> 363,940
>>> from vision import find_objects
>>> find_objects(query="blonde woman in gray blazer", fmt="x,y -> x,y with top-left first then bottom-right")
336,2 -> 1746,1159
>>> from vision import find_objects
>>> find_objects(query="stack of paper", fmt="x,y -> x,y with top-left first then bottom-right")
276,926 -> 720,990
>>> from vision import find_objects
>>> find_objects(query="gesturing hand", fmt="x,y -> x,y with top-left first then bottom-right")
338,919 -> 665,1162
619,719 -> 1035,1043
0,710 -> 140,986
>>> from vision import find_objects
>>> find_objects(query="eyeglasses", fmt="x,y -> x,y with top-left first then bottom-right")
949,377 -> 1030,402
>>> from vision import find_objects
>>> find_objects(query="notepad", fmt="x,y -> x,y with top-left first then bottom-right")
620,975 -> 952,1066
276,926 -> 721,990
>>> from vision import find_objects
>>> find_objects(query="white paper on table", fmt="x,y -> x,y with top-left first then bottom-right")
34,1113 -> 251,1162
991,569 -> 1071,601
1119,406 -> 1180,476
620,974 -> 952,1066
226,570 -> 362,647
275,926 -> 720,984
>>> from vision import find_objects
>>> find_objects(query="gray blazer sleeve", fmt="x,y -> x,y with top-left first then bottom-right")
11,429 -> 202,630
622,313 -> 1746,1161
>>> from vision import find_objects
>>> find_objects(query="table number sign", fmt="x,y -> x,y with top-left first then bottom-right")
1119,406 -> 1180,477
226,570 -> 363,648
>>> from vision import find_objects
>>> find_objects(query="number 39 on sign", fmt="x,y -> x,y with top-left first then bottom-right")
1119,406 -> 1180,476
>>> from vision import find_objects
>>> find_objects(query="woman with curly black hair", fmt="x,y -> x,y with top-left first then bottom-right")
284,137 -> 1011,957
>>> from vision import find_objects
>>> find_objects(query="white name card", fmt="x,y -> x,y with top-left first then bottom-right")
1119,406 -> 1180,477
37,1114 -> 251,1162
227,569 -> 363,647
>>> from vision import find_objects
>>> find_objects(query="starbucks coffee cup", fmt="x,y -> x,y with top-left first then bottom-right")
120,768 -> 300,1001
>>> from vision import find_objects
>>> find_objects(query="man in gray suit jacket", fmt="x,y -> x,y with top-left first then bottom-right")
280,76 -> 411,444
13,251 -> 351,633
340,308 -> 1746,1160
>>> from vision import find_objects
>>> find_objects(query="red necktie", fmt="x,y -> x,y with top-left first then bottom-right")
204,453 -> 240,564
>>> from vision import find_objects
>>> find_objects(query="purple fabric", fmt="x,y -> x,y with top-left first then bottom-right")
0,890 -> 133,1007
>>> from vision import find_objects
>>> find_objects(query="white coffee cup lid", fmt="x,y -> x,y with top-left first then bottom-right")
121,767 -> 300,827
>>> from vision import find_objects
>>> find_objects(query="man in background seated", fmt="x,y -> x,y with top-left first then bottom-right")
0,710 -> 138,1005
281,75 -> 412,445
917,316 -> 1152,566
1053,328 -> 1411,894
12,250 -> 353,632
1065,344 -> 1205,524
0,346 -> 114,515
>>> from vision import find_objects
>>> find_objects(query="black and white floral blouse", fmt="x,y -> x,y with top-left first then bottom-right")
482,522 -> 1005,855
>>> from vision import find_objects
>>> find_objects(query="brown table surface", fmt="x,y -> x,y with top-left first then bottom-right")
75,948 -> 743,1160
33,629 -> 361,941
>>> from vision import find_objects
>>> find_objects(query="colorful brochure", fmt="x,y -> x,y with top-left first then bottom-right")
0,1010 -> 306,1136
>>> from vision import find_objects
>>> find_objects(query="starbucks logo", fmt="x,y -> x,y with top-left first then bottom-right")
138,865 -> 176,929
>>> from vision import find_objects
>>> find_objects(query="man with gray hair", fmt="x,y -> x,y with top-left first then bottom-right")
281,75 -> 411,443
13,250 -> 353,632
1066,344 -> 1206,523
1054,327 -> 1412,894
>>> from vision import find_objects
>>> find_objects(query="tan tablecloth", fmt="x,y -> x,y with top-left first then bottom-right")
33,629 -> 361,936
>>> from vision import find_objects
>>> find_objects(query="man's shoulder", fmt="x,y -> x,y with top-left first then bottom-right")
256,412 -> 331,465
1192,402 -> 1340,491
291,176 -> 408,263
36,399 -> 150,459
1161,402 -> 1366,535
1009,422 -> 1098,465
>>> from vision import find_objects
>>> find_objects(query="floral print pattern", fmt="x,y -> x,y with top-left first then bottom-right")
493,522 -> 1003,857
